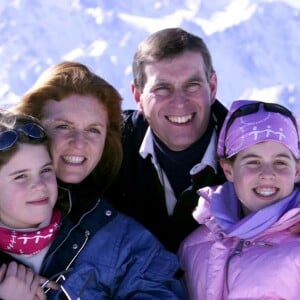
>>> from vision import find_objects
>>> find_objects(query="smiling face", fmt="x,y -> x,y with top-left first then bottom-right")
41,94 -> 108,184
0,144 -> 57,228
132,50 -> 217,151
221,141 -> 300,215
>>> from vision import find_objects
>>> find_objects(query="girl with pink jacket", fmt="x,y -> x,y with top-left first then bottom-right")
179,100 -> 300,299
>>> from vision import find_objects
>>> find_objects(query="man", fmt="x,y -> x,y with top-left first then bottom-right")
105,27 -> 228,252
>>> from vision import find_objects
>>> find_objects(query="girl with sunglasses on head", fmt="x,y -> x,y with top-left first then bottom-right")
14,62 -> 186,299
0,111 -> 56,300
179,99 -> 300,299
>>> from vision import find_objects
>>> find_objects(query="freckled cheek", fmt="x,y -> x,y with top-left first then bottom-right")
49,134 -> 66,152
50,133 -> 66,144
90,140 -> 105,162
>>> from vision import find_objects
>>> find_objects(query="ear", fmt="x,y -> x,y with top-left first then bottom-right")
219,158 -> 234,182
131,82 -> 143,113
294,160 -> 300,183
209,72 -> 217,105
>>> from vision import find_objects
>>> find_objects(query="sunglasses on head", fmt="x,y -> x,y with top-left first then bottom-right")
223,102 -> 299,157
0,123 -> 46,151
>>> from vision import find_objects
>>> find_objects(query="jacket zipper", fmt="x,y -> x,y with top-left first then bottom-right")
225,239 -> 274,293
64,230 -> 90,271
43,230 -> 90,294
225,239 -> 245,292
41,197 -> 100,271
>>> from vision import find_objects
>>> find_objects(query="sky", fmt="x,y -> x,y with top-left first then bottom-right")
0,0 -> 299,114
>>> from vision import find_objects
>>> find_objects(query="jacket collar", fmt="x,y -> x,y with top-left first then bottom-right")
197,183 -> 300,239
139,127 -> 218,174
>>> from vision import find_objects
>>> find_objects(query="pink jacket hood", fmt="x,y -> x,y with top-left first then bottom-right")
179,184 -> 300,299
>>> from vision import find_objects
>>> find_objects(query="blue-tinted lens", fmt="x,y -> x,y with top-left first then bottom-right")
0,123 -> 46,152
0,131 -> 18,151
18,123 -> 46,139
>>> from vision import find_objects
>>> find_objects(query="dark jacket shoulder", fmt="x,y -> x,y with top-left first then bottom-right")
105,100 -> 228,252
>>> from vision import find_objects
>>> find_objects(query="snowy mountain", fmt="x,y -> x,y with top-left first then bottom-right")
0,0 -> 299,115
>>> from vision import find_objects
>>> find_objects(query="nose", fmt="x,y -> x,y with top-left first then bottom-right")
32,176 -> 47,190
171,89 -> 188,107
259,164 -> 275,179
68,130 -> 87,148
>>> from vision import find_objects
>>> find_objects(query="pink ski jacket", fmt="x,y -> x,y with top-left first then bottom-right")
179,183 -> 300,300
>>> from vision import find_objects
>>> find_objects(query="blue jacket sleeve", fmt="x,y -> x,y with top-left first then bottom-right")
111,214 -> 187,299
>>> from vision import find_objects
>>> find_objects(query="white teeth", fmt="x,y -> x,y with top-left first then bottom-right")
63,156 -> 84,164
167,114 -> 192,124
255,188 -> 277,197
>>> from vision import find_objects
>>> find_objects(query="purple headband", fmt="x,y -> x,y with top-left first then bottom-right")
217,100 -> 300,159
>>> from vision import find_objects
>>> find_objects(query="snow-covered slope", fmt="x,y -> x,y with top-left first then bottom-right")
0,0 -> 299,114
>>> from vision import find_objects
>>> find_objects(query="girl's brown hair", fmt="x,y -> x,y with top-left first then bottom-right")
0,110 -> 48,168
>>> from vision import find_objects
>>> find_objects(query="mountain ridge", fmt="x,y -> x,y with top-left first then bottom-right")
0,0 -> 299,113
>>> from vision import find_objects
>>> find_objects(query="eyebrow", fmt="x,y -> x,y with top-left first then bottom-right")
8,161 -> 53,176
154,71 -> 205,84
187,74 -> 205,82
240,153 -> 292,160
44,118 -> 106,128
